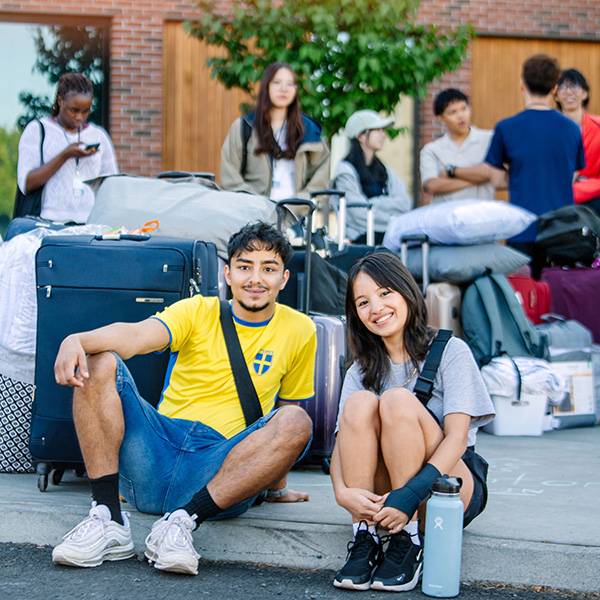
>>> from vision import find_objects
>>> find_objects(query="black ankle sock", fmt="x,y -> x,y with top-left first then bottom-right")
181,486 -> 222,526
89,473 -> 123,525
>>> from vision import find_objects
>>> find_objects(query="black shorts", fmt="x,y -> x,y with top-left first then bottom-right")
462,447 -> 489,528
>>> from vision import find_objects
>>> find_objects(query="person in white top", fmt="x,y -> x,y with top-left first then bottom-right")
331,110 -> 412,244
17,72 -> 118,223
419,89 -> 494,204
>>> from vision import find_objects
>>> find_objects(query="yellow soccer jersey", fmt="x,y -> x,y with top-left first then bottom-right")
153,295 -> 316,439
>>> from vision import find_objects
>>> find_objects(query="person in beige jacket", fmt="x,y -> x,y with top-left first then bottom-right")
220,62 -> 330,201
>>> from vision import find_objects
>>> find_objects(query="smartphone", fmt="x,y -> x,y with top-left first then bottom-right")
85,143 -> 100,150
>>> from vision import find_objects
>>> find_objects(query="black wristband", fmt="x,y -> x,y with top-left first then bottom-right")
385,463 -> 442,518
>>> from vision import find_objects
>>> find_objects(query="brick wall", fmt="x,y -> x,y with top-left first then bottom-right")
3,0 -> 600,178
415,0 -> 600,147
0,0 -> 218,176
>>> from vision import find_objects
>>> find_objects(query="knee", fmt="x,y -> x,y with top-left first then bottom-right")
339,391 -> 380,432
86,351 -> 118,381
73,352 -> 118,402
379,388 -> 421,423
273,405 -> 312,445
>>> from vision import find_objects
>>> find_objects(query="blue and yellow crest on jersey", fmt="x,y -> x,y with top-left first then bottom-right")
253,350 -> 273,375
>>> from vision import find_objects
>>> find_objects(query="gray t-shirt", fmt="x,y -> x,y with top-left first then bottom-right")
336,337 -> 495,447
420,126 -> 494,204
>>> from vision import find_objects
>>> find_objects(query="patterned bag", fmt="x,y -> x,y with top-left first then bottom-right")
0,374 -> 35,473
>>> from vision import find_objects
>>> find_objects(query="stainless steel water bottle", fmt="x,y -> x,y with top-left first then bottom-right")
422,475 -> 464,597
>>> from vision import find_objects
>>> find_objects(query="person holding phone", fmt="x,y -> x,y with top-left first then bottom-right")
220,62 -> 329,201
17,72 -> 118,223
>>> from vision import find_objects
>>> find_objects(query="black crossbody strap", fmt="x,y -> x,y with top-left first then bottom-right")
413,329 -> 453,406
219,300 -> 264,427
36,119 -> 45,164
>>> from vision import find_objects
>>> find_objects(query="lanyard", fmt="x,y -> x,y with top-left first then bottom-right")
57,116 -> 81,170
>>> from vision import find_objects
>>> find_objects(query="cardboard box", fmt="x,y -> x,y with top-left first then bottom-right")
549,361 -> 596,429
483,393 -> 547,436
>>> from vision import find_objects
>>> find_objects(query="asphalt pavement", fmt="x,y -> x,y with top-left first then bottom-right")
0,427 -> 599,594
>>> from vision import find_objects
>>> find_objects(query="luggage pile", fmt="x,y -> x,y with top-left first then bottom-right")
383,200 -> 600,434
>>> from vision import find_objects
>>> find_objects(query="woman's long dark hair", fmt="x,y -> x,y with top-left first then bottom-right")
51,72 -> 94,117
346,252 -> 434,394
345,137 -> 389,198
253,62 -> 304,159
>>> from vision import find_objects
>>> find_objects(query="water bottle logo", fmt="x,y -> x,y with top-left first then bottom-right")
434,516 -> 443,530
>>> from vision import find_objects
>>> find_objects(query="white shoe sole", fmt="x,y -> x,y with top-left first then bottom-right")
52,542 -> 135,568
145,550 -> 198,576
370,563 -> 422,592
333,578 -> 372,591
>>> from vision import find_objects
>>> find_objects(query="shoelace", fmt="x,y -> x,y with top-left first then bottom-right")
346,530 -> 377,560
63,507 -> 106,541
379,532 -> 412,563
153,514 -> 199,556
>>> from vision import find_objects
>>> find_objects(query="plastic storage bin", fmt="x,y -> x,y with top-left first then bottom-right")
483,393 -> 547,436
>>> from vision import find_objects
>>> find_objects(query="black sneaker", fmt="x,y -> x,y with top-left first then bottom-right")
370,530 -> 423,592
333,525 -> 382,590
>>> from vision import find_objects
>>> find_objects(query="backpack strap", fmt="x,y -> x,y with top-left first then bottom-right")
489,274 -> 543,358
38,119 -> 45,164
413,329 -> 453,406
218,300 -> 263,427
240,118 -> 252,178
472,276 -> 504,363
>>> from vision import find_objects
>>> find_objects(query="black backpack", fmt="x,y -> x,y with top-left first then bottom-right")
536,204 -> 600,266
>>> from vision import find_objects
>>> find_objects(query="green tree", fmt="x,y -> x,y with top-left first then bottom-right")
186,0 -> 473,136
0,125 -> 20,235
17,25 -> 105,130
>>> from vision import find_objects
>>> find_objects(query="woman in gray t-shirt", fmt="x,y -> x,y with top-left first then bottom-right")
331,252 -> 494,593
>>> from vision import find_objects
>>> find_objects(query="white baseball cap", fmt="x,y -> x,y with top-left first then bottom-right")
344,109 -> 395,139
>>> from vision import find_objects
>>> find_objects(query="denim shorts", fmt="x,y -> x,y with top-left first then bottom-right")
113,355 -> 310,517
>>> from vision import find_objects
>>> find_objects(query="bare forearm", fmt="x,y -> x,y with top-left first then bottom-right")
423,177 -> 471,194
25,153 -> 70,192
71,321 -> 165,360
453,164 -> 492,184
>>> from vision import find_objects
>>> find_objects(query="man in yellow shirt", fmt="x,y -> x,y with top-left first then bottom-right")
51,222 -> 316,576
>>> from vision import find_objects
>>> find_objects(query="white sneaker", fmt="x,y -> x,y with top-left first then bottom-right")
52,502 -> 135,567
144,509 -> 200,575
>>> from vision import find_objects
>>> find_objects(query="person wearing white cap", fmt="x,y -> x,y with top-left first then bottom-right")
330,110 -> 412,244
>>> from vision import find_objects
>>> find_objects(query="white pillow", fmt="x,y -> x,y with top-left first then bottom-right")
383,199 -> 537,249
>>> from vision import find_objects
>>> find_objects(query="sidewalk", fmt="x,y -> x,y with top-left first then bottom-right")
1,427 -> 599,593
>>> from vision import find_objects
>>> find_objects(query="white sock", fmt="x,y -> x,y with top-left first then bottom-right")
353,521 -> 379,542
404,520 -> 421,546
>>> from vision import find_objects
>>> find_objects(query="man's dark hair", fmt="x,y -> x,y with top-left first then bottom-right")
434,89 -> 469,116
227,221 -> 293,268
556,68 -> 590,110
522,54 -> 561,96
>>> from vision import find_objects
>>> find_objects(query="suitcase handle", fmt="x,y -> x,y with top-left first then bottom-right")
309,189 -> 345,199
93,234 -> 151,241
157,170 -> 216,182
276,199 -> 316,315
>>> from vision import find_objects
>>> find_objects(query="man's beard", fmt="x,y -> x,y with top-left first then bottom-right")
237,298 -> 270,313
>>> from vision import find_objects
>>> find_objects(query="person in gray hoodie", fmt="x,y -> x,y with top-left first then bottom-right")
331,110 -> 412,244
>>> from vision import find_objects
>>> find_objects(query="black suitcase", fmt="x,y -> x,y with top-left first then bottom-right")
30,234 -> 220,491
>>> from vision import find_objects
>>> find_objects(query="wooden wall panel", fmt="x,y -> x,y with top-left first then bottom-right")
163,22 -> 252,181
471,37 -> 600,130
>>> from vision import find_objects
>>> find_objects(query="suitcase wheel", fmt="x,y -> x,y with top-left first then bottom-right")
50,469 -> 65,486
38,474 -> 48,492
